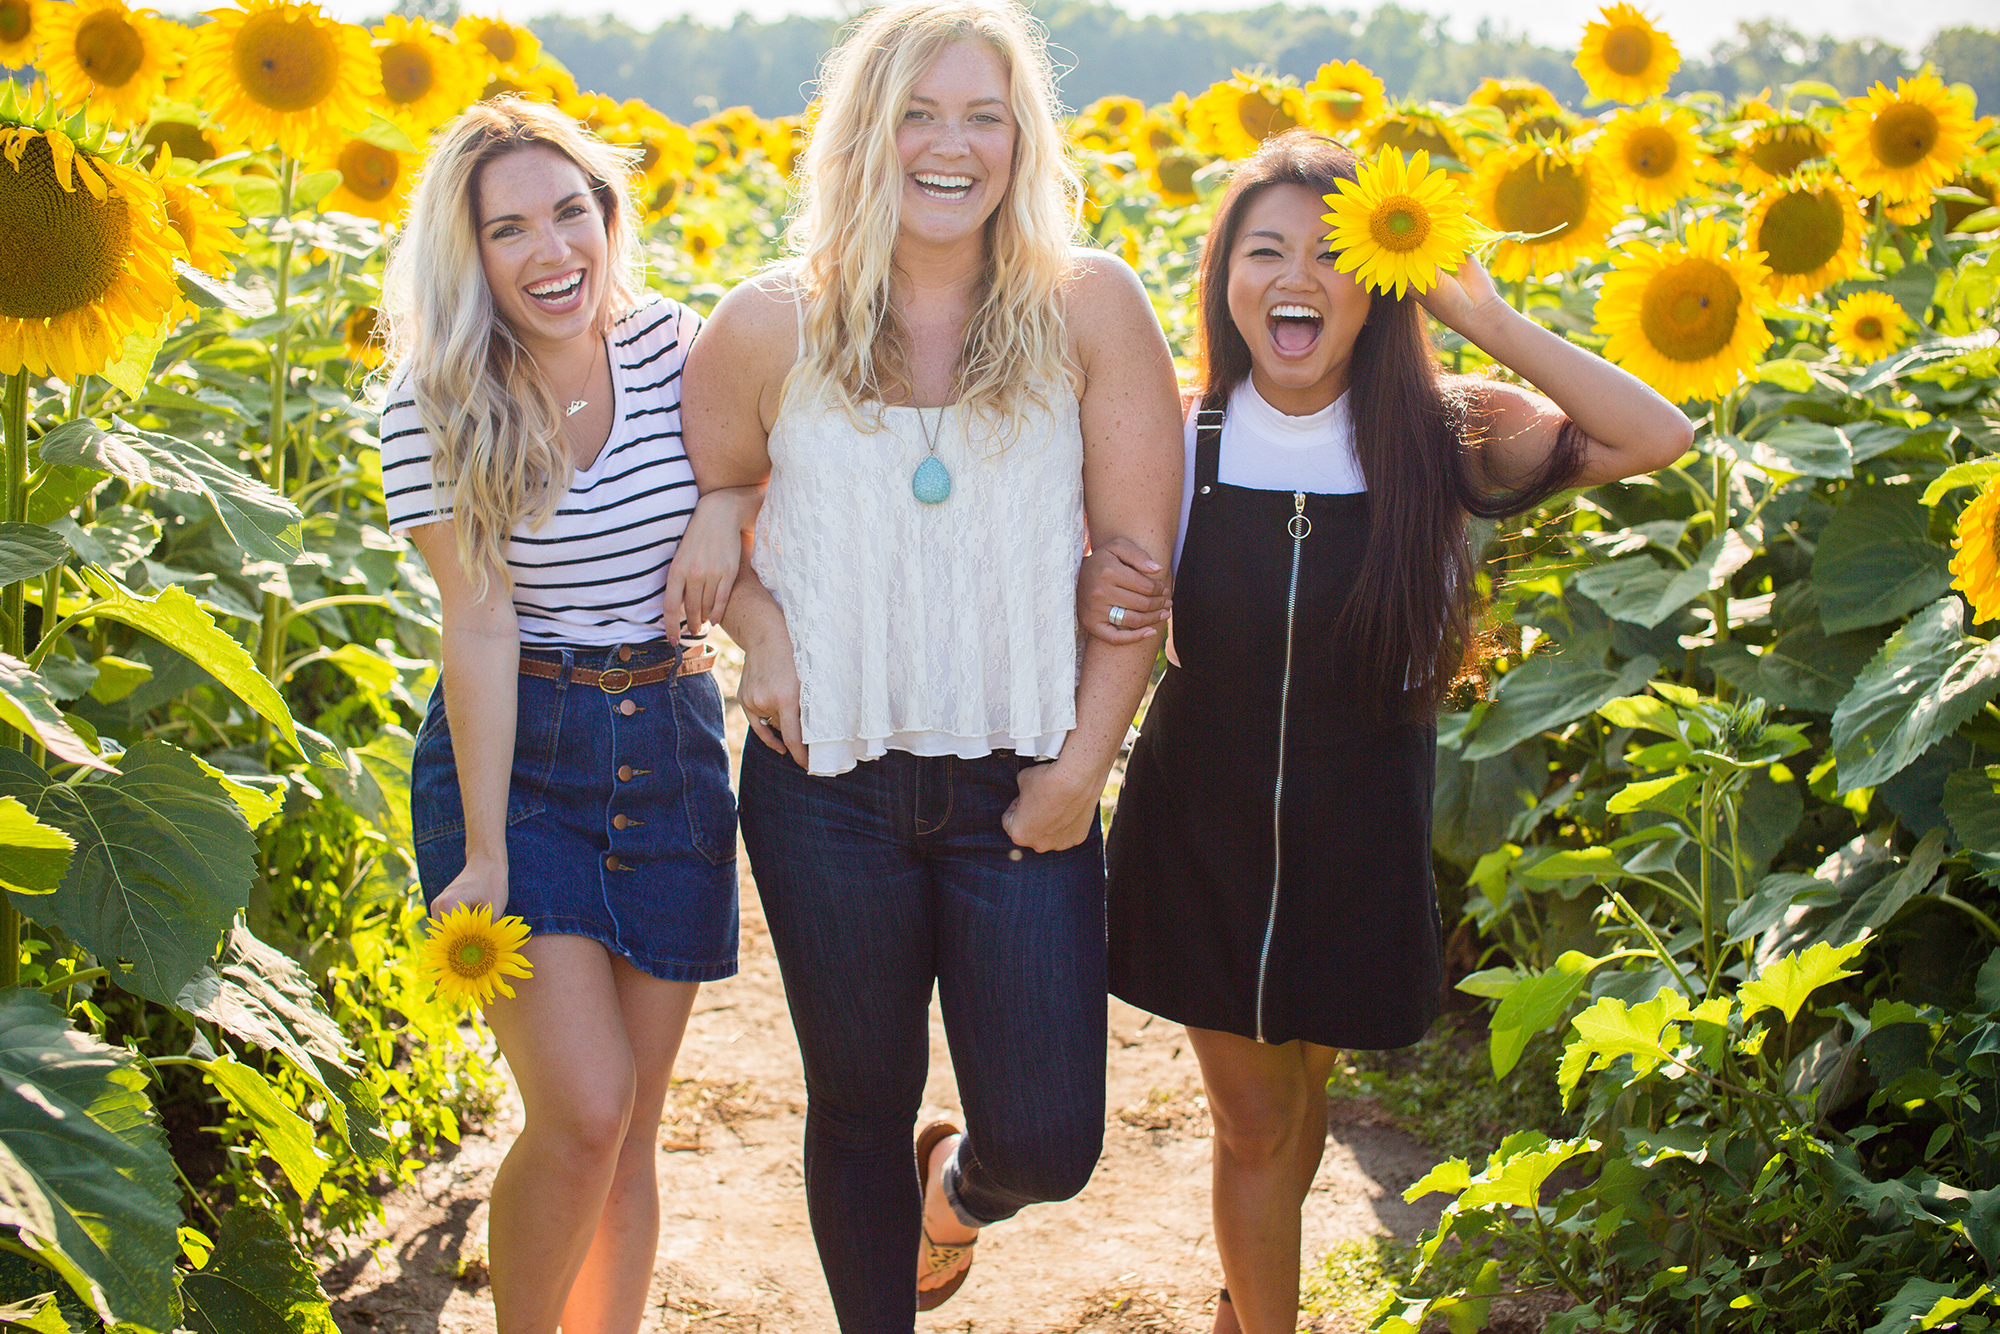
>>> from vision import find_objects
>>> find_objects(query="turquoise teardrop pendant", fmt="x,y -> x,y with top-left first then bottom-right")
912,455 -> 952,504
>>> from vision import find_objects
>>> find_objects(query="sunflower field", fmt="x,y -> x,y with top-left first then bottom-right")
1,0 -> 1999,1327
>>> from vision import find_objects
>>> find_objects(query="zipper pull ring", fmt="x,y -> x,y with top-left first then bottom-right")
1288,491 -> 1311,540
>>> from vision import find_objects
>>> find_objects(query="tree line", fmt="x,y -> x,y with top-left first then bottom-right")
520,1 -> 2000,123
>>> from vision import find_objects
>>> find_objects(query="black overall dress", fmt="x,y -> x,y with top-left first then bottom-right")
1105,400 -> 1443,1051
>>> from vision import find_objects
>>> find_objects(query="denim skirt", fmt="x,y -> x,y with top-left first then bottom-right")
410,640 -> 739,983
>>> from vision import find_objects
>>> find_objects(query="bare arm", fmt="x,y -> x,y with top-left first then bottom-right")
1004,253 -> 1184,852
661,483 -> 765,639
1419,255 -> 1694,491
407,521 -> 519,919
681,276 -> 807,766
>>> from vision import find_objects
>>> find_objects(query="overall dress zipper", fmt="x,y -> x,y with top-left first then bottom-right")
1255,491 -> 1311,1043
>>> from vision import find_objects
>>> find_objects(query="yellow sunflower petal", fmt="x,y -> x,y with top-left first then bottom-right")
1575,3 -> 1680,105
1594,218 -> 1774,403
1744,170 -> 1865,301
1323,146 -> 1474,298
38,0 -> 181,128
1595,104 -> 1708,212
1831,70 -> 1980,203
1826,290 -> 1912,363
1952,479 -> 2000,624
184,0 -> 382,160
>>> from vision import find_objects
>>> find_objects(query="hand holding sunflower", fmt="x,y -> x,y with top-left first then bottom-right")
419,902 -> 534,1009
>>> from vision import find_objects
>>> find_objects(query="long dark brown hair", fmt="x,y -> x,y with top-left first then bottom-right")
1196,129 -> 1584,718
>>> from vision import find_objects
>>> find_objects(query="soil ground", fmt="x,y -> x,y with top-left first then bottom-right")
321,647 -> 1455,1333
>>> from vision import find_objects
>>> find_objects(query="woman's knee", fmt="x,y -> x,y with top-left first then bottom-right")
527,1076 -> 637,1165
973,1116 -> 1104,1205
1207,1082 -> 1312,1165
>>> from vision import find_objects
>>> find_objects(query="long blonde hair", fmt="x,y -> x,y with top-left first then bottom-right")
381,97 -> 645,592
786,0 -> 1081,424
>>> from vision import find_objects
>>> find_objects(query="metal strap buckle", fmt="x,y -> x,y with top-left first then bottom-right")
597,667 -> 634,695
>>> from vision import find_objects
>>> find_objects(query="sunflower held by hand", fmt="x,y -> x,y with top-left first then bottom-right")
419,902 -> 533,1008
1322,146 -> 1473,298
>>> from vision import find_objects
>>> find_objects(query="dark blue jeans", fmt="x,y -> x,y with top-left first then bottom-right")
739,739 -> 1107,1332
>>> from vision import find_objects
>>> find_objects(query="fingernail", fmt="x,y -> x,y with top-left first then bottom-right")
1143,560 -> 1161,572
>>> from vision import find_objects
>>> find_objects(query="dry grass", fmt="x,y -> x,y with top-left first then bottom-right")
658,1077 -> 770,1152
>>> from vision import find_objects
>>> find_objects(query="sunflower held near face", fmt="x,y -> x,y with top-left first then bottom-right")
1832,71 -> 1978,203
1595,218 -> 1774,404
1745,170 -> 1863,301
185,0 -> 380,159
418,903 -> 533,1008
1595,103 -> 1706,212
1951,478 -> 2000,625
1322,146 -> 1473,298
0,116 -> 183,380
1474,140 -> 1618,281
1827,290 -> 1912,363
1575,3 -> 1679,105
39,0 -> 181,126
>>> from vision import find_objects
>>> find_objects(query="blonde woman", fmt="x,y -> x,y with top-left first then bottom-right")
680,0 -> 1182,1324
379,99 -> 748,1333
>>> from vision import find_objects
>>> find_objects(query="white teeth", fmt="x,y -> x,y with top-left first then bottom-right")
1270,304 -> 1321,320
915,173 -> 974,192
528,271 -> 582,298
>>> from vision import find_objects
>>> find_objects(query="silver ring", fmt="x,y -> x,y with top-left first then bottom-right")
758,715 -> 778,729
1108,605 -> 1128,628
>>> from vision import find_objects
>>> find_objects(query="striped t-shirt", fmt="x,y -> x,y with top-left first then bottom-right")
378,296 -> 701,646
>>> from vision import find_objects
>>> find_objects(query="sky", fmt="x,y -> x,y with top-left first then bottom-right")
321,0 -> 1993,55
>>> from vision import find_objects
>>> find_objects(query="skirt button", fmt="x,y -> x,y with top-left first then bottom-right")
613,813 -> 630,830
604,854 -> 623,872
617,764 -> 634,782
619,699 -> 636,716
617,645 -> 633,663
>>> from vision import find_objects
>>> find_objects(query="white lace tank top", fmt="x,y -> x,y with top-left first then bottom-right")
753,378 -> 1088,777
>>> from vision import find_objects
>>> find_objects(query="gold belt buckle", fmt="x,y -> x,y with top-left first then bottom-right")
597,667 -> 634,694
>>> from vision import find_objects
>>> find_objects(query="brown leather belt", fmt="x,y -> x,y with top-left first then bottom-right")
518,642 -> 717,693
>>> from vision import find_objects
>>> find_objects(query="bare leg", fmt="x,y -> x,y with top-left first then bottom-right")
559,959 -> 700,1334
1187,1027 -> 1339,1334
477,936 -> 656,1334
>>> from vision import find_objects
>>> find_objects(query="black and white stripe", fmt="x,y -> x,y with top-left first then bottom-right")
377,296 -> 702,645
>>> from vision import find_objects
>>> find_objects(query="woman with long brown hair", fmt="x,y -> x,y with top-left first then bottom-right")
1083,129 -> 1692,1333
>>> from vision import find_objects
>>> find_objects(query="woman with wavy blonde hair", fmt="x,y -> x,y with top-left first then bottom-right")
678,0 -> 1183,1324
378,97 -> 750,1333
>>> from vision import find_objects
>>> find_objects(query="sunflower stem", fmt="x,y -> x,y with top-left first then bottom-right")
0,369 -> 23,990
258,158 -> 298,693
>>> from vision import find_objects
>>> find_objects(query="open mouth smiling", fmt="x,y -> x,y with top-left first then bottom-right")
526,268 -> 586,308
1268,302 -> 1323,355
913,172 -> 975,201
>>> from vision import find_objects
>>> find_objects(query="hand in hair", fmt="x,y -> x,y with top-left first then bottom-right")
1078,536 -> 1170,645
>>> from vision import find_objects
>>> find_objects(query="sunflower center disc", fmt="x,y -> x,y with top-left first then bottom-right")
234,9 -> 341,112
1872,103 -> 1940,170
380,43 -> 435,104
76,9 -> 145,85
1494,159 -> 1588,240
1236,92 -> 1296,142
1515,114 -> 1566,143
143,120 -> 217,163
1370,196 -> 1431,252
1855,316 -> 1882,340
455,943 -> 487,970
338,139 -> 400,201
1758,188 -> 1844,274
0,0 -> 30,43
1157,154 -> 1197,197
1639,257 -> 1741,363
479,26 -> 518,63
1625,127 -> 1676,177
1603,26 -> 1654,76
0,135 -> 131,320
1750,128 -> 1821,178
1324,90 -> 1364,124
1376,122 -> 1453,163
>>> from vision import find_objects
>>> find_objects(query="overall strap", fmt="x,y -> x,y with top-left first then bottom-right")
1193,393 -> 1226,492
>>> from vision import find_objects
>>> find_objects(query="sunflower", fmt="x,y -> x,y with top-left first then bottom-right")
184,0 -> 380,160
642,171 -> 683,223
1733,119 -> 1828,191
0,0 -> 45,68
1474,140 -> 1619,280
679,218 -> 721,268
39,0 -> 181,127
1306,60 -> 1385,135
343,302 -> 383,366
418,903 -> 533,1008
1596,104 -> 1706,211
1832,71 -> 1979,203
318,132 -> 416,222
1186,75 -> 1306,160
1079,93 -> 1143,148
1149,147 -> 1202,207
1883,194 -> 1933,227
1127,111 -> 1187,171
0,119 -> 182,380
151,146 -> 242,277
453,13 -> 537,72
1946,173 -> 2000,232
141,115 -> 224,164
1366,105 -> 1470,172
562,88 -> 622,133
1323,146 -> 1474,298
480,60 -> 572,107
1575,3 -> 1679,105
612,116 -> 694,196
761,114 -> 803,178
370,14 -> 478,139
1744,170 -> 1863,300
1951,477 -> 2000,624
1508,106 -> 1585,145
1827,290 -> 1911,362
1469,78 -> 1560,122
1595,218 -> 1773,403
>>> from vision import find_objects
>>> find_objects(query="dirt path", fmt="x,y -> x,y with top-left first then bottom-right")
323,648 -> 1449,1334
